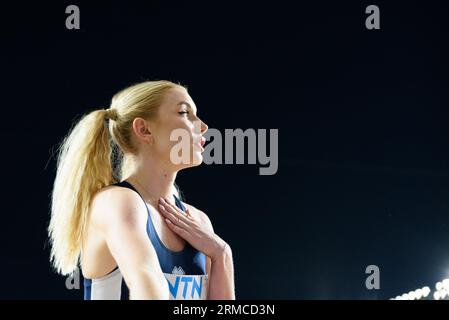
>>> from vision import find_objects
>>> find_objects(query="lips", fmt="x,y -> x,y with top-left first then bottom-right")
200,137 -> 206,147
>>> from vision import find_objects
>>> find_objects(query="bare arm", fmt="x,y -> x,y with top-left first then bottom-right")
207,237 -> 235,300
92,187 -> 169,299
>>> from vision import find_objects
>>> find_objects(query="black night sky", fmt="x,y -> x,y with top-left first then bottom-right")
1,0 -> 448,299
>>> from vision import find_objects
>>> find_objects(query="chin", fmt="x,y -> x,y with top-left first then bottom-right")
191,153 -> 204,166
175,153 -> 203,170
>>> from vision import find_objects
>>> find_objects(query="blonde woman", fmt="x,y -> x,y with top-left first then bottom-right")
48,80 -> 235,300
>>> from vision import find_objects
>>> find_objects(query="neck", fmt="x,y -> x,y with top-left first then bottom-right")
124,153 -> 178,205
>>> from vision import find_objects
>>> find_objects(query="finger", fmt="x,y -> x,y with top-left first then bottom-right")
163,196 -> 188,216
161,197 -> 184,213
160,197 -> 187,217
158,203 -> 190,228
160,198 -> 191,223
165,218 -> 191,240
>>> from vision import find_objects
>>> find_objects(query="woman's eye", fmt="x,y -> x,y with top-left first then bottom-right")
179,111 -> 189,115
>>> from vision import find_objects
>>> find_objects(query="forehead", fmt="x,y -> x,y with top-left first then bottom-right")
164,87 -> 195,106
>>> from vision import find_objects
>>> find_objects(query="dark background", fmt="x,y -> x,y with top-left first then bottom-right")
1,0 -> 448,299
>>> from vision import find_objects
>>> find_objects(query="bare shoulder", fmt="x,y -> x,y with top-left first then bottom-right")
90,184 -> 147,229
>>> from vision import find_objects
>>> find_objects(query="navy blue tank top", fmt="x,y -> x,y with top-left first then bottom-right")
84,180 -> 208,300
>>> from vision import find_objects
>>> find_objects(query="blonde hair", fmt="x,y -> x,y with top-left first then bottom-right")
48,80 -> 183,275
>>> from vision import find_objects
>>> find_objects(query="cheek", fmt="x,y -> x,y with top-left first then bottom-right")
156,122 -> 194,152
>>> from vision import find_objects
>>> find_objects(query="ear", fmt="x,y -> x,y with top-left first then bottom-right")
132,117 -> 152,144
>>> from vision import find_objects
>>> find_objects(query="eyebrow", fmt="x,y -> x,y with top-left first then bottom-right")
177,101 -> 197,114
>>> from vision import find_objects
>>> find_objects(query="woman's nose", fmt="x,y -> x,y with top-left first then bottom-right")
196,116 -> 208,134
200,120 -> 208,134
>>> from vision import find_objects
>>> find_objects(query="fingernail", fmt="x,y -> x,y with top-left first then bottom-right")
158,204 -> 165,211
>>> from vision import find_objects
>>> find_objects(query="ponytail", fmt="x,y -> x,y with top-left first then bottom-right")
49,109 -> 115,275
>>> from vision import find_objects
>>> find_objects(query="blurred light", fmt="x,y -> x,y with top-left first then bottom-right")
442,279 -> 449,291
414,289 -> 423,299
434,291 -> 440,300
390,279 -> 449,300
422,286 -> 430,298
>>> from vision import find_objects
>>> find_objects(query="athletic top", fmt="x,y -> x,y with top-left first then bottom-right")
83,180 -> 208,300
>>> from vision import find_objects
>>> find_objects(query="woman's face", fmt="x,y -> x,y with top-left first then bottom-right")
147,87 -> 208,169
